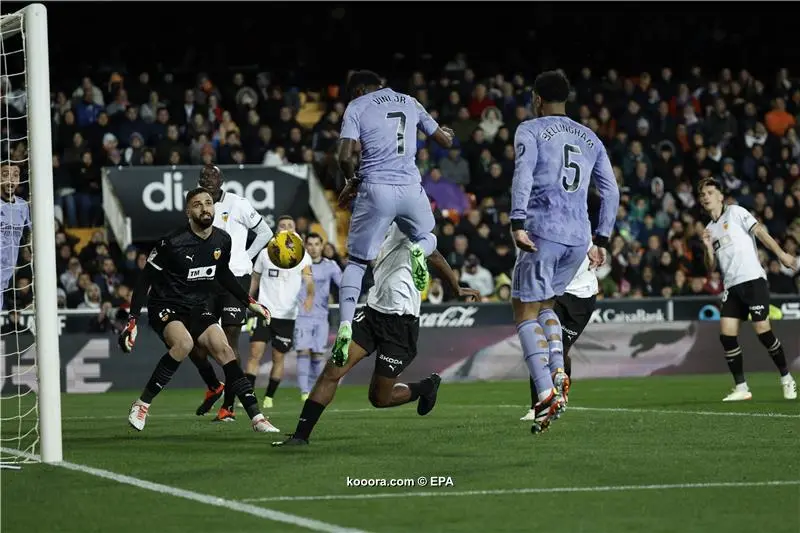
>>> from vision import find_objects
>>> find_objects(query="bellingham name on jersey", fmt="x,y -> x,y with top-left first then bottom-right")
510,116 -> 619,247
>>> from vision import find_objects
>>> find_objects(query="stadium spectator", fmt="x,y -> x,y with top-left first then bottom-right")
460,255 -> 494,299
1,61 -> 797,313
422,168 -> 469,215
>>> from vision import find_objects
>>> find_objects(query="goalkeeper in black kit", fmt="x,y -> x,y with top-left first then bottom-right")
119,187 -> 280,433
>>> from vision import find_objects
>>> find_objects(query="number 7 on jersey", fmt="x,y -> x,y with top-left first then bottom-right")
386,112 -> 406,155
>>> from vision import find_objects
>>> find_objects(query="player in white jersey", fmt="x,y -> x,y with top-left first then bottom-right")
273,223 -> 479,447
232,215 -> 315,418
521,245 -> 598,421
192,165 -> 274,420
698,178 -> 797,402
1,164 -> 31,313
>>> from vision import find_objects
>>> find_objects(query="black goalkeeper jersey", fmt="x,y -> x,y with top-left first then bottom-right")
144,225 -> 235,313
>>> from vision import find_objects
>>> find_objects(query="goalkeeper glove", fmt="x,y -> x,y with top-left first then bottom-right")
247,296 -> 271,326
246,315 -> 258,335
119,317 -> 138,353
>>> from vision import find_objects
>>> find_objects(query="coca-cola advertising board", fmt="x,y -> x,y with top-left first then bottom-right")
4,300 -> 800,393
419,306 -> 479,328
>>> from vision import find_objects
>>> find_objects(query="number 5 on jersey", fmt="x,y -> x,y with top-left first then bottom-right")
562,143 -> 582,193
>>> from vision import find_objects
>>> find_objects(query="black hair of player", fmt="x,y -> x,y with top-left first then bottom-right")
306,232 -> 323,243
185,187 -> 213,208
347,70 -> 383,99
533,71 -> 571,103
277,215 -> 294,224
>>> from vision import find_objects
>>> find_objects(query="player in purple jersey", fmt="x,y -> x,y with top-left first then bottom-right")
0,164 -> 31,312
509,71 -> 620,434
332,70 -> 456,368
294,233 -> 342,400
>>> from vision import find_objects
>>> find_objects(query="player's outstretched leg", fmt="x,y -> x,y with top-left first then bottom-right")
754,324 -> 796,400
129,322 -> 194,431
369,373 -> 441,415
538,307 -> 569,414
189,348 -> 225,416
273,341 -> 369,446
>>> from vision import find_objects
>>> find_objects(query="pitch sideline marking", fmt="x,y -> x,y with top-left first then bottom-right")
242,480 -> 800,503
57,404 -> 800,421
0,447 -> 372,533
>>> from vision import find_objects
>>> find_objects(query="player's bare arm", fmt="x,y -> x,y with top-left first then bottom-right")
702,229 -> 716,273
751,223 -> 796,270
302,265 -> 315,312
248,271 -> 261,297
431,126 -> 455,149
427,250 -> 479,301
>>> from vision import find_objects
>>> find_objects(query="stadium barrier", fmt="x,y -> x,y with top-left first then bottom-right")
101,164 -> 325,243
1,296 -> 799,392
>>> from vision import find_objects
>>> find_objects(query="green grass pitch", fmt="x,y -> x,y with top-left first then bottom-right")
2,373 -> 799,533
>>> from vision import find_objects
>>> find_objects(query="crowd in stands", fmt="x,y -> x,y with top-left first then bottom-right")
2,61 -> 799,323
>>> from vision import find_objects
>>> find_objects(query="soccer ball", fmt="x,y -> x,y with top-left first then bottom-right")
267,230 -> 305,269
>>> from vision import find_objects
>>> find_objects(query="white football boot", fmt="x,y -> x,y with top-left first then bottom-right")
252,414 -> 281,433
722,384 -> 753,402
520,409 -> 536,421
781,375 -> 797,400
128,400 -> 150,431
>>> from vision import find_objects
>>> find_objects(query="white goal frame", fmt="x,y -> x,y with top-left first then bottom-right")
1,3 -> 62,464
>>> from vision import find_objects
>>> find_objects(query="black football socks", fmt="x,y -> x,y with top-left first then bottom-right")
223,361 -> 260,419
721,335 -> 746,385
140,353 -> 181,403
265,378 -> 281,399
758,331 -> 789,376
293,399 -> 326,441
190,354 -> 222,390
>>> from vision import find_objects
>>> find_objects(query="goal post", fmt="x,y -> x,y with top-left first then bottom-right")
1,3 -> 62,464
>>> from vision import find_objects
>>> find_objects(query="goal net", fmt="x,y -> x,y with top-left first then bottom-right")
0,4 -> 62,466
